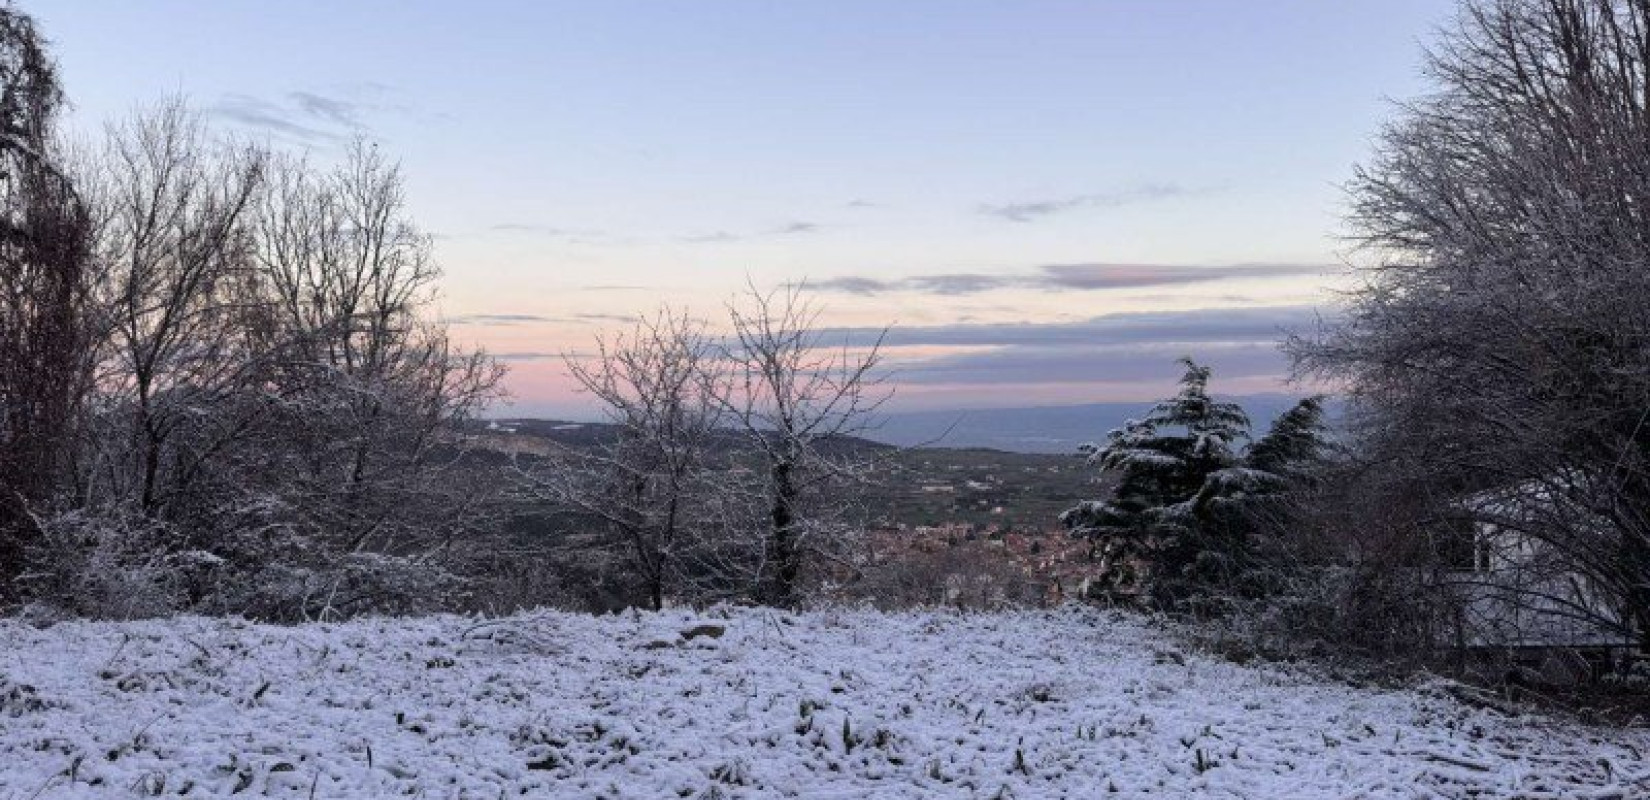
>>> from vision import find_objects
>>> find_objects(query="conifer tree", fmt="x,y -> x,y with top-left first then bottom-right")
1064,361 -> 1328,611
1061,358 -> 1249,604
1199,396 -> 1329,513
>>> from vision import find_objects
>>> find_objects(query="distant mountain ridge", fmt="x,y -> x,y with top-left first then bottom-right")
475,417 -> 895,458
863,394 -> 1325,454
482,394 -> 1331,456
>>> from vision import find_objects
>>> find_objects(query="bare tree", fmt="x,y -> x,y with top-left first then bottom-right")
719,283 -> 889,608
0,8 -> 95,601
1291,0 -> 1650,652
521,308 -> 725,610
243,141 -> 503,617
0,4 -> 505,618
21,108 -> 502,620
85,100 -> 267,517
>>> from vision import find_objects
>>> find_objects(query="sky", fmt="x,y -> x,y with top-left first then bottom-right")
29,1 -> 1457,417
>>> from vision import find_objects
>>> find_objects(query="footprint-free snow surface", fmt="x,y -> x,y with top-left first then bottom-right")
1,607 -> 1646,798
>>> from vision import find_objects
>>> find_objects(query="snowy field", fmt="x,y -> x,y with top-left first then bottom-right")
1,607 -> 1646,798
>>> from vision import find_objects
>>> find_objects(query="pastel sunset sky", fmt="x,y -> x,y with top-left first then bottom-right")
31,1 -> 1455,416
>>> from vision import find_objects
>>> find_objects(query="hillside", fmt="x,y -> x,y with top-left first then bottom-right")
2,608 -> 1643,797
474,418 -> 1095,532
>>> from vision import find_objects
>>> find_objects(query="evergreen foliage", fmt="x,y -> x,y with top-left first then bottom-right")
1062,359 -> 1327,612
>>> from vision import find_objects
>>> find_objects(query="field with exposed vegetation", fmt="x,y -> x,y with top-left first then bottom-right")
3,607 -> 1646,798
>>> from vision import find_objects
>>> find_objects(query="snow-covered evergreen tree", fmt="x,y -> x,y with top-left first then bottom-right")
1199,395 -> 1329,512
1063,360 -> 1328,611
1061,358 -> 1249,603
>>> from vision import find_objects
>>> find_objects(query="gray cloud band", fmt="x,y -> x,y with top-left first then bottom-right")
488,305 -> 1330,390
825,305 -> 1329,386
813,263 -> 1331,296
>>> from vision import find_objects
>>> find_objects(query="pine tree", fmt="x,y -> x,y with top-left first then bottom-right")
1194,396 -> 1331,604
1061,358 -> 1249,604
1063,361 -> 1329,611
1199,396 -> 1329,514
1244,397 -> 1328,478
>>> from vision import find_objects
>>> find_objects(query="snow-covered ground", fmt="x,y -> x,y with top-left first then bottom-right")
2,607 -> 1645,798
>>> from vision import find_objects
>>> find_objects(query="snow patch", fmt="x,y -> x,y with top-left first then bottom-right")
0,607 -> 1644,797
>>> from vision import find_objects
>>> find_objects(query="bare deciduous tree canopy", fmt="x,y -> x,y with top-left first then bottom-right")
1292,0 -> 1650,651
520,309 -> 726,610
520,289 -> 891,611
722,284 -> 890,608
0,78 -> 505,618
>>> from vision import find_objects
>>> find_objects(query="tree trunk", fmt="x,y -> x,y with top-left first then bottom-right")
768,461 -> 799,608
0,493 -> 29,606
